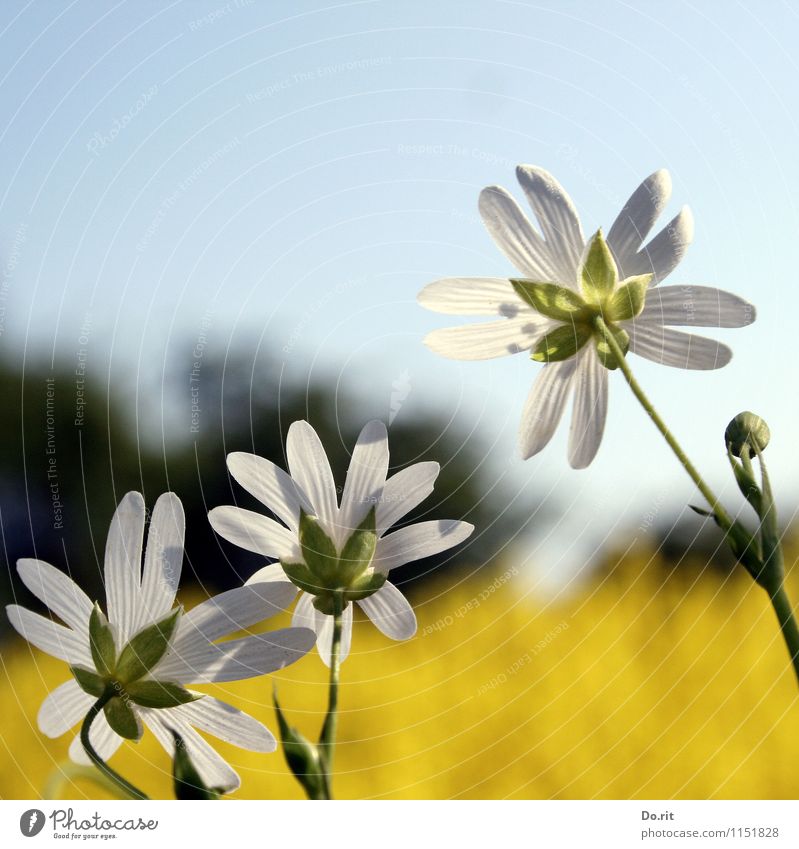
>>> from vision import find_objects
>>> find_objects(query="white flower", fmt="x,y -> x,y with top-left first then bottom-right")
5,492 -> 315,793
418,166 -> 755,468
208,420 -> 474,665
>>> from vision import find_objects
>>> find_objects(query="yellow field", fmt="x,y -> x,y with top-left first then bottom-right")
2,547 -> 798,800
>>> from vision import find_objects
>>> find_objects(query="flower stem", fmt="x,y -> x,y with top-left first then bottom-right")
769,585 -> 799,686
318,591 -> 344,800
593,316 -> 734,533
80,691 -> 148,800
594,315 -> 799,688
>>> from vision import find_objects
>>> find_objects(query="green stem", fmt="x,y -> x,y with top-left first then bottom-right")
594,316 -> 734,533
318,592 -> 344,800
80,691 -> 148,800
770,586 -> 799,686
595,315 -> 799,688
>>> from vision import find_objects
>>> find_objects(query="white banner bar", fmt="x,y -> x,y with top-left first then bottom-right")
1,800 -> 796,848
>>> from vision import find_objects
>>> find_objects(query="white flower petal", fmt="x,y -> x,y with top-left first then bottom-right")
141,711 -> 240,793
373,520 -> 474,574
517,358 -> 578,460
137,493 -> 184,632
338,420 -> 389,538
171,583 -> 298,653
172,696 -> 276,753
637,285 -> 756,328
417,277 -> 532,317
154,627 -> 316,684
245,562 -> 291,585
478,184 -> 559,280
69,711 -> 123,765
208,506 -> 300,560
104,491 -> 145,645
290,590 -> 315,630
286,421 -> 339,529
568,347 -> 608,469
226,452 -> 311,533
628,322 -> 732,370
313,601 -> 353,667
621,206 -> 694,283
16,559 -> 93,636
357,582 -> 416,640
607,169 -> 671,266
515,165 -> 584,282
376,462 -> 440,535
37,679 -> 93,738
423,315 -> 550,361
7,605 -> 91,665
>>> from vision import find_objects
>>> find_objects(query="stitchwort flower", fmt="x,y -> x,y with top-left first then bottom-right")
6,492 -> 315,793
208,420 -> 474,665
418,166 -> 755,467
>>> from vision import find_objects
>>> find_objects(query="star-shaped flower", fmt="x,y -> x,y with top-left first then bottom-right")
418,166 -> 755,467
209,420 -> 474,665
6,492 -> 315,793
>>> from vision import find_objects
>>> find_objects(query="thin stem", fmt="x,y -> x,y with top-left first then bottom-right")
318,592 -> 344,800
594,315 -> 799,689
593,316 -> 734,533
80,691 -> 148,800
770,586 -> 799,686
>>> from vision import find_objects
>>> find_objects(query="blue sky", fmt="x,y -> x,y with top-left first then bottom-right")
1,0 -> 797,584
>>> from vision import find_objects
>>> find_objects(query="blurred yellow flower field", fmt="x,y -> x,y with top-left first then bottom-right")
2,547 -> 798,800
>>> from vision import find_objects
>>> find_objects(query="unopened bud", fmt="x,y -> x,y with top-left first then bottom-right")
725,412 -> 770,458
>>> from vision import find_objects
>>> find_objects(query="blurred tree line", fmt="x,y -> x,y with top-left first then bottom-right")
0,344 -> 536,637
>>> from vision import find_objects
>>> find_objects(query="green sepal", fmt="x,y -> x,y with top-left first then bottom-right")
103,696 -> 142,741
171,730 -> 220,800
511,280 -> 589,321
89,603 -> 116,678
125,680 -> 202,709
298,510 -> 339,583
344,569 -> 388,602
70,664 -> 107,698
595,325 -> 630,370
605,274 -> 652,321
274,689 -> 326,800
281,561 -> 326,595
115,608 -> 181,685
581,229 -> 617,303
531,323 -> 592,363
337,507 -> 377,585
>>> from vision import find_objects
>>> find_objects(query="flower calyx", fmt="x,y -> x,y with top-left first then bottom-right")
281,507 -> 386,612
512,229 -> 652,370
70,603 -> 200,740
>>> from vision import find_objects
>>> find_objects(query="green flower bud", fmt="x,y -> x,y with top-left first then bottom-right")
273,689 -> 326,800
725,412 -> 770,458
171,730 -> 221,800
